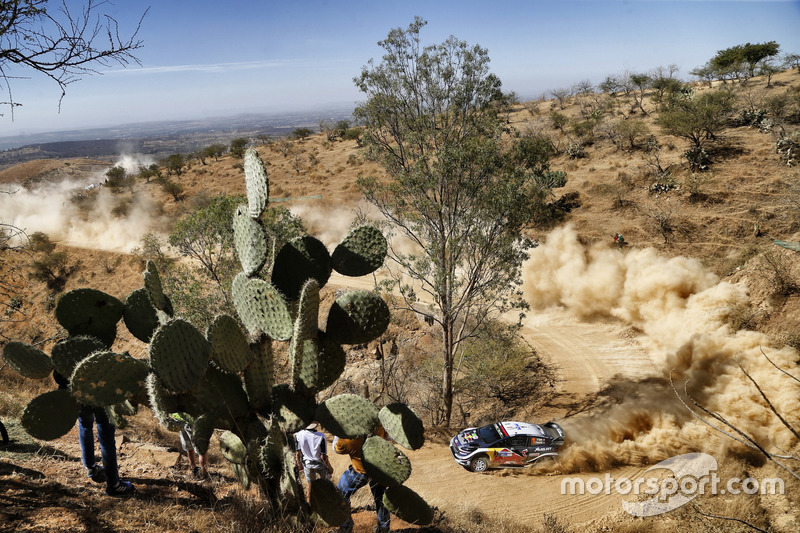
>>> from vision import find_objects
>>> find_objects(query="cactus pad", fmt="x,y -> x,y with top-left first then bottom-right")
231,273 -> 293,340
325,291 -> 390,345
310,478 -> 350,526
191,364 -> 250,419
2,342 -> 53,379
70,351 -> 150,407
207,314 -> 253,373
219,430 -> 246,464
146,374 -> 182,431
143,260 -> 172,314
244,148 -> 269,218
315,393 -> 379,438
378,403 -> 425,450
383,485 -> 434,525
21,389 -> 80,441
54,288 -> 123,346
271,236 -> 332,301
272,383 -> 317,433
192,414 -> 216,454
297,333 -> 346,392
362,435 -> 411,487
149,318 -> 211,392
244,337 -> 274,412
331,225 -> 387,277
233,205 -> 269,275
51,336 -> 106,378
123,287 -> 161,343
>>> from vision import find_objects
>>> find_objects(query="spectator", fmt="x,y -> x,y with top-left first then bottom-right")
334,426 -> 390,533
294,422 -> 333,501
171,413 -> 209,479
54,371 -> 135,496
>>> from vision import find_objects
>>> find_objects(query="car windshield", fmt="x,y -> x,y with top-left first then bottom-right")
477,424 -> 502,444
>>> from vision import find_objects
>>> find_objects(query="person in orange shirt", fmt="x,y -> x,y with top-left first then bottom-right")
334,426 -> 390,533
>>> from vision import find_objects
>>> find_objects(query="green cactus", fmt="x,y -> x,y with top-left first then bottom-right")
362,435 -> 412,487
232,273 -> 293,340
383,485 -> 434,526
244,148 -> 269,218
123,287 -> 161,343
271,236 -> 332,301
70,351 -> 150,407
315,393 -> 379,438
2,341 -> 53,379
309,478 -> 349,525
21,389 -> 80,441
51,336 -> 105,378
207,314 -> 253,373
325,290 -> 391,345
148,318 -> 211,393
378,403 -> 425,450
233,205 -> 269,275
331,225 -> 388,277
55,288 -> 123,347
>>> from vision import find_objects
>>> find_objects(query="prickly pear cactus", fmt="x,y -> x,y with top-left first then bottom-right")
4,146 -> 431,528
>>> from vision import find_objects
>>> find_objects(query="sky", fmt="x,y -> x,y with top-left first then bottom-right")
1,0 -> 799,138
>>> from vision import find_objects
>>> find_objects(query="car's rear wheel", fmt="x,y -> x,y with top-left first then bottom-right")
469,455 -> 490,473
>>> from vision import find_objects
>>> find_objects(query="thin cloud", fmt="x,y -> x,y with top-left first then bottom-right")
107,59 -> 313,75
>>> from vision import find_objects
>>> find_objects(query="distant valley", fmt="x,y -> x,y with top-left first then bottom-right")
0,107 -> 353,168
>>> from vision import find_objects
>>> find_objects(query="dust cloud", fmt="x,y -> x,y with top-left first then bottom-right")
524,225 -> 800,473
1,154 -> 166,253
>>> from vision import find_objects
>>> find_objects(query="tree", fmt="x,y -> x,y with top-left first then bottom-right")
629,73 -> 652,115
229,137 -> 248,158
162,153 -> 185,176
168,195 -> 240,298
657,89 -> 735,148
354,18 -> 558,426
291,127 -> 314,140
0,1 -> 147,118
706,41 -> 781,81
784,53 -> 800,73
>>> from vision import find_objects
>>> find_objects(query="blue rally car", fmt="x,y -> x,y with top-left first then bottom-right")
450,420 -> 566,473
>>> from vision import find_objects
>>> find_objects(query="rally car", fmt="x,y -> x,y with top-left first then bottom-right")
449,420 -> 566,473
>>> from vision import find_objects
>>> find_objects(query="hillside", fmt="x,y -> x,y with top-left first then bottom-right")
2,68 -> 800,532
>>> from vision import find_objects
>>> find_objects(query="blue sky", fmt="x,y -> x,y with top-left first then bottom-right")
1,0 -> 799,137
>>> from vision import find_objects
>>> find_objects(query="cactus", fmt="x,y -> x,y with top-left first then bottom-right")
149,318 -> 211,393
21,389 -> 81,441
378,403 -> 425,450
383,485 -> 434,525
207,314 -> 253,373
331,225 -> 388,277
2,341 -> 53,379
70,351 -> 149,407
51,336 -> 105,377
54,288 -> 124,347
4,146 -> 427,528
309,478 -> 349,525
362,435 -> 412,487
315,393 -> 379,438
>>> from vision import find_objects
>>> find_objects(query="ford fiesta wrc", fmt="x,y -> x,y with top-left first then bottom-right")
449,420 -> 566,472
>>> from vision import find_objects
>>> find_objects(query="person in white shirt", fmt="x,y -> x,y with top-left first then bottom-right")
294,422 -> 334,501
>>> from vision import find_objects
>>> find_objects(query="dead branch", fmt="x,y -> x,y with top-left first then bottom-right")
739,363 -> 800,441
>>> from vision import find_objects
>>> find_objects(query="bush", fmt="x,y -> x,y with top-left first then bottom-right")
684,146 -> 711,171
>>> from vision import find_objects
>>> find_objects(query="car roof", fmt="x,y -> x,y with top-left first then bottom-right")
496,421 -> 547,438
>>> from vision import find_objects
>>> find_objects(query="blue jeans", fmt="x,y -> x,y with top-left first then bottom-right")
78,406 -> 119,488
336,465 -> 389,532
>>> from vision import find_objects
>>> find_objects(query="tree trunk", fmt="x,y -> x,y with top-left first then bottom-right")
442,318 -> 454,427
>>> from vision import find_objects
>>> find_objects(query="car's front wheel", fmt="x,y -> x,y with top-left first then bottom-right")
469,455 -> 490,473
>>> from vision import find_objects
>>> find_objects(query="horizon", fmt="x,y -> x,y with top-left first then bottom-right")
1,0 -> 799,139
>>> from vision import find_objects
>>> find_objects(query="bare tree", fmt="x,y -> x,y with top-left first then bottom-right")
0,0 -> 148,118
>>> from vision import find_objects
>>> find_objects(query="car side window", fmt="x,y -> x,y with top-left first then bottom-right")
506,437 -> 527,448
